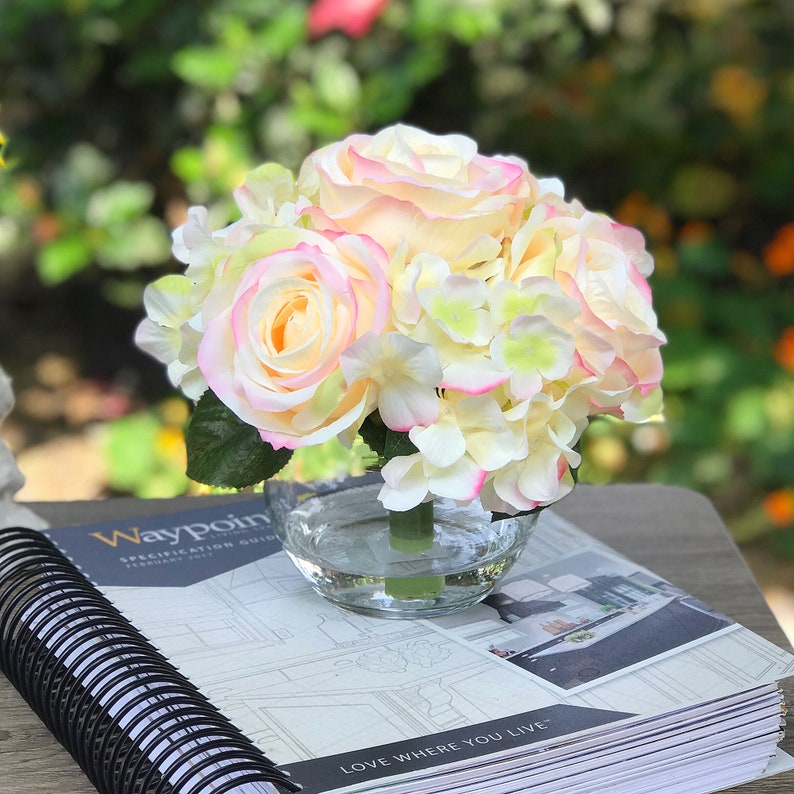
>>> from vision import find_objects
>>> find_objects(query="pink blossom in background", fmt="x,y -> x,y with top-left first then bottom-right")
308,0 -> 391,39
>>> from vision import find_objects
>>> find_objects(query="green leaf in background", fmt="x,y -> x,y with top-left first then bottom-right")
104,411 -> 190,498
59,144 -> 115,196
170,146 -> 205,185
313,52 -> 362,114
669,165 -> 737,219
95,216 -> 171,270
258,5 -> 307,60
677,235 -> 731,280
106,413 -> 162,492
86,181 -> 155,226
725,388 -> 768,443
279,437 -> 372,482
185,390 -> 293,489
37,234 -> 93,284
290,81 -> 354,139
172,46 -> 241,90
447,3 -> 502,43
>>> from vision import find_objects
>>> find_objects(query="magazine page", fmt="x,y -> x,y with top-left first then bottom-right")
42,487 -> 794,793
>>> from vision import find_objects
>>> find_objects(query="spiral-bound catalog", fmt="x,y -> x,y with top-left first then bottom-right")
2,478 -> 794,794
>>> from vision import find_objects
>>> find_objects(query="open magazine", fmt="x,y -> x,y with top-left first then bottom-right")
2,478 -> 793,793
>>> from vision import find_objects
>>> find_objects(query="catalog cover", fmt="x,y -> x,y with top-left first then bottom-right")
43,482 -> 794,793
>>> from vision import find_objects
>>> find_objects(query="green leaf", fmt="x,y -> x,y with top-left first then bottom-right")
95,216 -> 171,270
104,413 -> 161,492
258,6 -> 307,59
172,46 -> 240,90
185,390 -> 292,488
87,181 -> 154,226
62,143 -> 115,193
384,428 -> 417,460
668,165 -> 737,218
314,58 -> 361,114
37,235 -> 93,285
358,414 -> 417,462
170,147 -> 205,184
358,414 -> 388,459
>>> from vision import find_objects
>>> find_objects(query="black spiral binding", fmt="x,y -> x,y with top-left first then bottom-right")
0,526 -> 302,794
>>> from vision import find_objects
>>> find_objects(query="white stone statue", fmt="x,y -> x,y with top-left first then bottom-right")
0,363 -> 48,529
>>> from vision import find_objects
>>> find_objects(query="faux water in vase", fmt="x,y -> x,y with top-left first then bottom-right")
277,483 -> 539,619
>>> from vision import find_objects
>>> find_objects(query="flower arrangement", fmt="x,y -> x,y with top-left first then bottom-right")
136,124 -> 665,517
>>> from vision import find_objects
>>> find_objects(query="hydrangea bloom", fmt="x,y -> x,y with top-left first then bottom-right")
137,124 -> 665,515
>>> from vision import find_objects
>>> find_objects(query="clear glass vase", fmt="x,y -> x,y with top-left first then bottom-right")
277,483 -> 539,619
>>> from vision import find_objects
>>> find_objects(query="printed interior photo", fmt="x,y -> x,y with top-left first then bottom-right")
444,549 -> 734,691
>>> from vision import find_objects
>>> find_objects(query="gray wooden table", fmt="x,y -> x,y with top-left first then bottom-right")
1,484 -> 792,793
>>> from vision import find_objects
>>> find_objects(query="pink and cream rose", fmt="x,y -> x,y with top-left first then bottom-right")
549,210 -> 665,419
297,124 -> 535,268
197,228 -> 391,450
503,199 -> 665,423
135,165 -> 308,401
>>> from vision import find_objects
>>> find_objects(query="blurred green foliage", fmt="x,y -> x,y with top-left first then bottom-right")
1,0 -> 793,544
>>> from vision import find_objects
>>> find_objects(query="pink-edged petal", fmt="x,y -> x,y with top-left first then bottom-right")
478,476 -> 528,516
620,386 -> 664,423
572,328 -> 617,377
492,465 -> 542,514
259,410 -> 352,450
428,457 -> 487,502
340,332 -> 443,430
464,427 -> 516,471
613,222 -> 654,277
379,381 -> 439,432
379,454 -> 430,511
409,414 -> 466,468
516,448 -> 565,503
440,352 -> 510,395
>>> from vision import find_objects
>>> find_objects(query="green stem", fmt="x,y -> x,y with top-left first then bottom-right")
389,501 -> 434,553
386,501 -> 445,600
